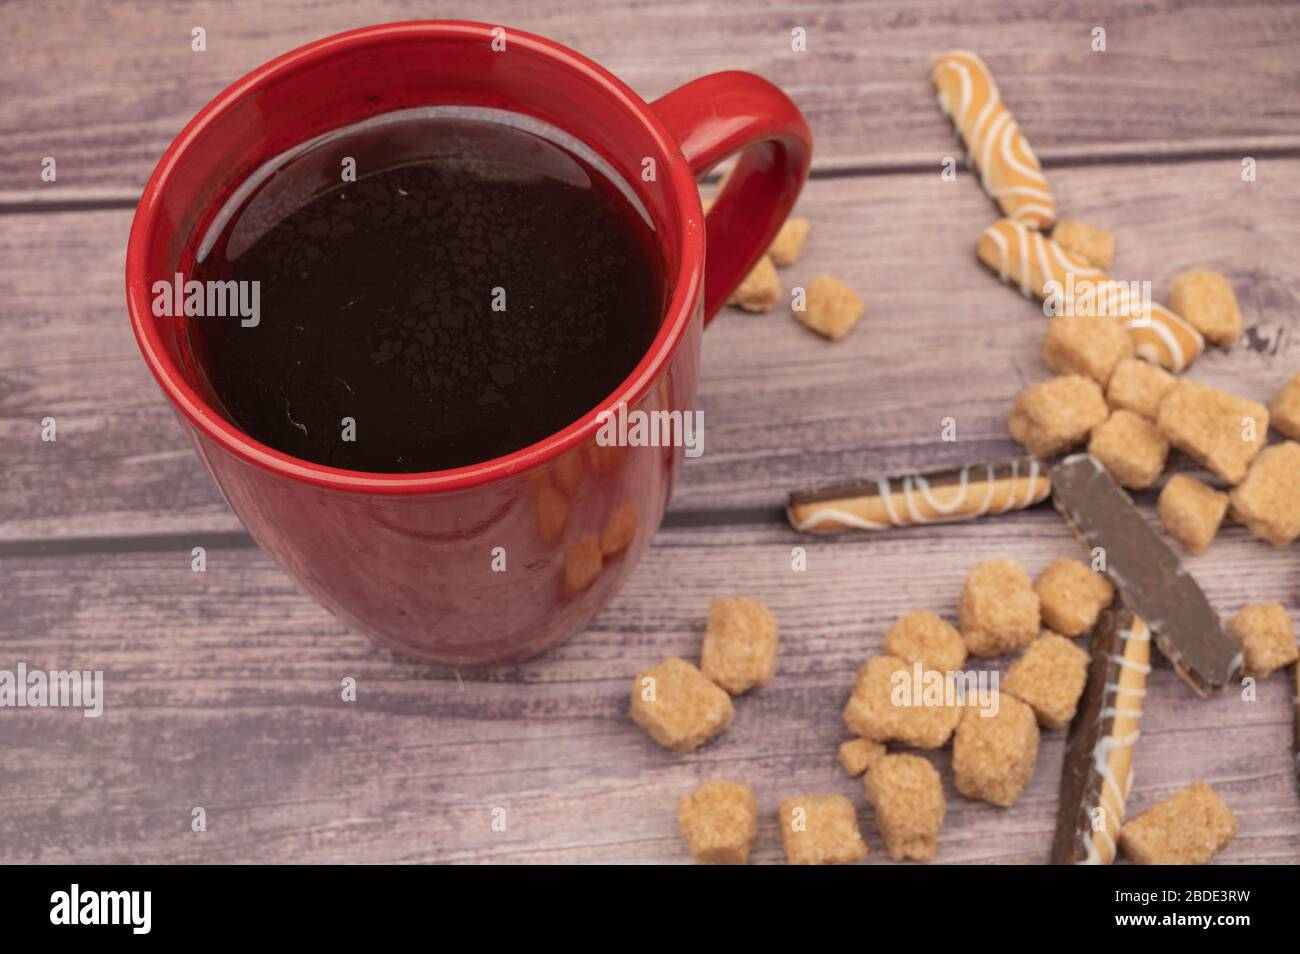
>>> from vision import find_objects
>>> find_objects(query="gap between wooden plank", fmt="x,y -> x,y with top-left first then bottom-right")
0,507 -> 791,558
0,470 -> 1209,557
5,142 -> 1300,215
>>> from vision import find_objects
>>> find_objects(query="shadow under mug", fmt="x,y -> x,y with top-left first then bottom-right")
125,20 -> 812,664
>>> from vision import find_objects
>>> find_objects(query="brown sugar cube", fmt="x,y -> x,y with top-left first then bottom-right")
1009,374 -> 1108,458
842,655 -> 961,748
798,274 -> 864,341
1106,357 -> 1177,421
729,254 -> 781,312
629,657 -> 734,752
563,533 -> 603,596
959,560 -> 1041,656
600,502 -> 638,557
864,754 -> 945,862
1043,315 -> 1134,386
1051,219 -> 1115,269
677,780 -> 758,864
837,737 -> 887,777
700,597 -> 779,695
1270,372 -> 1300,440
768,216 -> 810,267
1156,380 -> 1269,484
1088,409 -> 1169,489
884,609 -> 968,672
1157,474 -> 1229,555
1168,270 -> 1243,347
1033,557 -> 1114,637
1002,632 -> 1090,729
1119,782 -> 1237,864
777,794 -> 868,865
1229,441 -> 1300,546
1226,603 -> 1297,678
952,691 -> 1041,807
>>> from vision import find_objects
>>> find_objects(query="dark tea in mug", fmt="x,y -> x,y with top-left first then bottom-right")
188,108 -> 667,473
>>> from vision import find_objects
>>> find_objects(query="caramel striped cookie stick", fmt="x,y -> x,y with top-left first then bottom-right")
932,50 -> 1056,229
978,215 -> 1103,296
1052,607 -> 1151,865
977,218 -> 1205,373
787,456 -> 1050,535
1126,302 -> 1206,374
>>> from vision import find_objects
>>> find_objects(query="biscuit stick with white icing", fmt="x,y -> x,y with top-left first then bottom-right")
786,455 -> 1050,535
977,218 -> 1205,373
1051,606 -> 1151,865
932,50 -> 1057,228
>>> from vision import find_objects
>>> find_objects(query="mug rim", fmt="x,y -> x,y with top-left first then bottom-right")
125,19 -> 704,495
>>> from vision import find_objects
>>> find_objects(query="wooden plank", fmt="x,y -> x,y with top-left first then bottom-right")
3,159 -> 1298,540
4,0 -> 1300,200
1,517 -> 1295,864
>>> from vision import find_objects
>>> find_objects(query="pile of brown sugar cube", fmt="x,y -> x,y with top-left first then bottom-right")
640,54 -> 1299,865
930,47 -> 1300,552
630,558 -> 1291,863
703,176 -> 867,342
628,596 -> 779,755
1009,344 -> 1300,554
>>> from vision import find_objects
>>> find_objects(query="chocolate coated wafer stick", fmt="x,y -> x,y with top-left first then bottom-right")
1052,606 -> 1151,865
1050,454 -> 1242,696
786,455 -> 1050,535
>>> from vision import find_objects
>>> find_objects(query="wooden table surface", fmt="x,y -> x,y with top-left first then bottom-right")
2,0 -> 1298,864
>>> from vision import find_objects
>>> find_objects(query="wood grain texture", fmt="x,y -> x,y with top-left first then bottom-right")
3,0 -> 1300,200
1,517 -> 1296,864
3,160 -> 1297,540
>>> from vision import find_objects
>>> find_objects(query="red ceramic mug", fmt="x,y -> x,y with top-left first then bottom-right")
126,21 -> 811,664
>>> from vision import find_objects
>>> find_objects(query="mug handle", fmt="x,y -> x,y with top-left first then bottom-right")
651,71 -> 813,323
